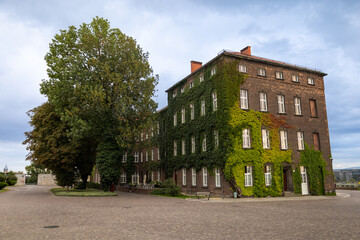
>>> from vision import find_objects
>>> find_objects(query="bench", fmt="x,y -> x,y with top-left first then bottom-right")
196,192 -> 211,200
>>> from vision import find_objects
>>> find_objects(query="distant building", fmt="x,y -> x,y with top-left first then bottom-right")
3,165 -> 8,173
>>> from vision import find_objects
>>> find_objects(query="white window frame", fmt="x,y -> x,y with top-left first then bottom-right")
180,87 -> 185,94
151,149 -> 154,161
173,113 -> 177,126
189,81 -> 194,89
265,165 -> 272,186
134,152 -> 139,163
280,130 -> 288,150
202,134 -> 207,152
277,95 -> 286,114
182,168 -> 186,186
157,122 -> 160,135
239,64 -> 247,73
212,92 -> 217,111
120,172 -> 127,184
292,75 -> 299,82
259,92 -> 267,112
215,168 -> 221,187
173,90 -> 177,98
294,97 -> 302,115
181,108 -> 185,124
211,67 -> 216,76
191,168 -> 196,186
174,141 -> 177,156
308,78 -> 314,85
190,103 -> 194,120
145,132 -> 148,140
122,152 -> 127,163
157,170 -> 161,181
202,167 -> 208,187
242,128 -> 251,148
199,74 -> 204,83
258,68 -> 266,76
297,131 -> 305,150
132,171 -> 139,184
262,129 -> 270,149
182,139 -> 186,155
240,89 -> 249,110
158,148 -> 160,160
214,130 -> 219,149
191,136 -> 196,153
275,71 -> 283,79
140,152 -> 143,162
201,99 -> 206,116
141,132 -> 143,141
151,127 -> 154,137
245,166 -> 253,187
146,150 -> 148,162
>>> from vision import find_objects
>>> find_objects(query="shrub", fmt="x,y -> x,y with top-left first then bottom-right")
0,182 -> 8,190
87,182 -> 101,189
0,173 -> 5,182
152,178 -> 181,196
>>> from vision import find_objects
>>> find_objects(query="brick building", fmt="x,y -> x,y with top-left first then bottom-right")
120,46 -> 335,197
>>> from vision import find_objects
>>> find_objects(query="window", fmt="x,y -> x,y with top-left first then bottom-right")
245,166 -> 253,187
201,99 -> 205,116
157,122 -> 160,135
181,108 -> 185,124
275,71 -> 283,79
173,113 -> 177,126
265,165 -> 272,186
199,74 -> 204,83
145,132 -> 148,140
309,100 -> 317,117
202,134 -> 207,152
189,81 -> 194,89
211,67 -> 216,76
151,149 -> 154,161
182,139 -> 185,155
181,87 -> 185,94
120,172 -> 126,183
242,129 -> 251,148
192,168 -> 196,186
146,150 -> 148,162
292,75 -> 299,82
214,130 -> 219,148
134,152 -> 139,163
141,132 -> 143,141
277,95 -> 286,114
182,168 -> 186,185
191,136 -> 196,153
308,78 -> 314,85
158,148 -> 160,160
294,97 -> 302,115
212,92 -> 217,111
173,141 -> 177,156
259,92 -> 267,112
240,89 -> 249,110
280,130 -> 288,150
151,127 -> 154,137
173,90 -> 177,98
157,170 -> 161,181
239,64 -> 247,73
203,167 -> 208,187
190,103 -> 194,120
258,68 -> 266,76
215,168 -> 221,187
262,129 -> 270,149
297,131 -> 305,150
140,152 -> 143,162
122,152 -> 127,163
132,171 -> 138,184
313,133 -> 320,150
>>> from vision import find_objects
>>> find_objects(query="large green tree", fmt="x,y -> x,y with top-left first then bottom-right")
38,17 -> 158,186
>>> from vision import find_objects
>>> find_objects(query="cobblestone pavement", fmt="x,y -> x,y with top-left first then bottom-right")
0,186 -> 359,240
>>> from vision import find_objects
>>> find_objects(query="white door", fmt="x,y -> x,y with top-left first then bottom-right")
300,166 -> 309,195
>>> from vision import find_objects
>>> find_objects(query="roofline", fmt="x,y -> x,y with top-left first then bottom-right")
156,105 -> 168,113
165,50 -> 327,92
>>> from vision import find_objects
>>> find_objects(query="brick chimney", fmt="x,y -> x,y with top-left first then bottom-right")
240,46 -> 251,55
191,61 -> 202,73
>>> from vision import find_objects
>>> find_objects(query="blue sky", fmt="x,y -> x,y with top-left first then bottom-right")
0,0 -> 359,172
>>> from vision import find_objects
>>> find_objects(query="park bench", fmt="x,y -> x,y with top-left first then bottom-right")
196,192 -> 211,200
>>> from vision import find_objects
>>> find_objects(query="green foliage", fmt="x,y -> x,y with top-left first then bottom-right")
151,178 -> 181,196
292,167 -> 302,194
299,144 -> 327,195
96,138 -> 122,191
87,182 -> 101,189
0,172 -> 17,186
25,163 -> 50,184
51,188 -> 116,197
54,169 -> 77,188
0,173 -> 5,182
0,182 -> 8,190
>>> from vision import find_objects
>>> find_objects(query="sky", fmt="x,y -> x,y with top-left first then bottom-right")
0,0 -> 360,173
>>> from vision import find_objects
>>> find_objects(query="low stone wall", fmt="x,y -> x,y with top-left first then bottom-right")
15,174 -> 26,186
37,174 -> 57,186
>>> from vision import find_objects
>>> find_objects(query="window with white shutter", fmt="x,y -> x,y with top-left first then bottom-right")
297,131 -> 304,150
294,97 -> 302,115
262,129 -> 270,149
240,90 -> 249,110
245,166 -> 253,187
280,130 -> 288,150
260,92 -> 267,112
265,165 -> 272,186
242,129 -> 251,148
277,95 -> 286,113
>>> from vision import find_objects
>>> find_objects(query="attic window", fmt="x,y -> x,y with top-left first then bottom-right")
181,87 -> 185,94
189,81 -> 194,89
173,90 -> 177,98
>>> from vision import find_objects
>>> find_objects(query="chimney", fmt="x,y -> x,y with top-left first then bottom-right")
191,61 -> 202,73
240,46 -> 251,55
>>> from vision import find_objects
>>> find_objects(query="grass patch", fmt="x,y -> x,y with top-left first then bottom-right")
0,188 -> 10,194
151,192 -> 206,199
51,188 -> 117,197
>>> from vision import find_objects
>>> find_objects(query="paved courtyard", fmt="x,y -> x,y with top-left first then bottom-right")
0,186 -> 359,239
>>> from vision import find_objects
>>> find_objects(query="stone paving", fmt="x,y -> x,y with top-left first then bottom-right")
0,185 -> 359,240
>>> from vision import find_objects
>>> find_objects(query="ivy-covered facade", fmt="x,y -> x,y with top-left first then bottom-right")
114,46 -> 335,197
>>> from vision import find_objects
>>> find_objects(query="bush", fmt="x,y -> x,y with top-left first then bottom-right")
87,182 -> 101,189
0,182 -> 8,190
0,173 -> 5,182
152,178 -> 181,196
